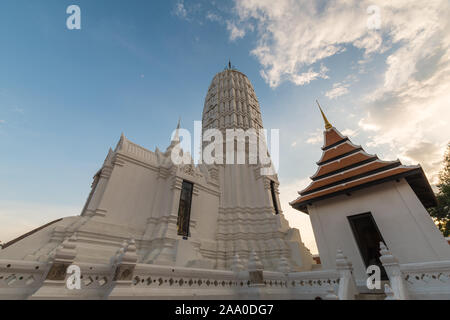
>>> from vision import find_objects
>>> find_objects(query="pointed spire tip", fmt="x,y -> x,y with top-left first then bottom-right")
171,117 -> 181,143
316,100 -> 332,130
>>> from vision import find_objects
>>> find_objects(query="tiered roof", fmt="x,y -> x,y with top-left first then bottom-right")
290,103 -> 437,214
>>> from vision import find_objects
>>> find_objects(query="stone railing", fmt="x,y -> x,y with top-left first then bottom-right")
401,260 -> 450,299
0,259 -> 49,299
285,270 -> 341,299
118,263 -> 244,299
111,264 -> 344,300
124,140 -> 157,165
72,262 -> 114,295
106,250 -> 357,300
379,242 -> 450,300
0,247 -> 358,300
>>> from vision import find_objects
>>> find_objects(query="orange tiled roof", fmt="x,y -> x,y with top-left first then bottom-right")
311,151 -> 376,179
322,127 -> 346,148
317,141 -> 362,164
290,127 -> 437,213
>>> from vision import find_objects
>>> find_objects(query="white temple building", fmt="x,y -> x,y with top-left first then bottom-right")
290,105 -> 450,295
0,65 -> 449,300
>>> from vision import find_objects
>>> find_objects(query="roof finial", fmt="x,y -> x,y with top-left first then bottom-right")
316,100 -> 332,130
173,117 -> 181,142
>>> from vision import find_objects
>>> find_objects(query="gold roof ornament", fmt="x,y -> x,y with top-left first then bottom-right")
316,100 -> 332,130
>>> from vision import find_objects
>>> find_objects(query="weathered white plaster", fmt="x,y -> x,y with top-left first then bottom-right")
307,179 -> 450,289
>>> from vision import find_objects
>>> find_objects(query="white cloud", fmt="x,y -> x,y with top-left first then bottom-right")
354,1 -> 450,184
341,128 -> 358,137
230,0 -> 383,88
227,21 -> 246,41
206,12 -> 222,23
359,74 -> 450,183
353,31 -> 385,56
358,116 -> 380,132
173,1 -> 188,19
325,82 -> 350,99
224,0 -> 450,185
172,1 -> 205,24
0,120 -> 5,124
400,141 -> 445,184
305,129 -> 323,145
289,64 -> 329,86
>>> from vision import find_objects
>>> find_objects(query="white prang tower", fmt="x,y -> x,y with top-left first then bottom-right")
201,63 -> 313,271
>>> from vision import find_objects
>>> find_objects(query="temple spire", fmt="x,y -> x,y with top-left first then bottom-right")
173,117 -> 181,142
165,117 -> 181,154
316,100 -> 332,130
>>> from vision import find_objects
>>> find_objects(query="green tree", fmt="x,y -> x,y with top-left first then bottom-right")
428,143 -> 450,237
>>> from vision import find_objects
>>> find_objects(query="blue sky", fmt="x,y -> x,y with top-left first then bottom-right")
1,1 -> 449,253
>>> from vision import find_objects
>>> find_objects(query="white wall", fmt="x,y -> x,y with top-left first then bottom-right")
308,178 -> 450,286
95,161 -> 161,230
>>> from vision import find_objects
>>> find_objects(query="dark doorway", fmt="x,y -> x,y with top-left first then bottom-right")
347,212 -> 388,280
177,180 -> 194,238
270,180 -> 280,215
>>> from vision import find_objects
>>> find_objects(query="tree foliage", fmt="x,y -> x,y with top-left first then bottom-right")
428,143 -> 450,237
